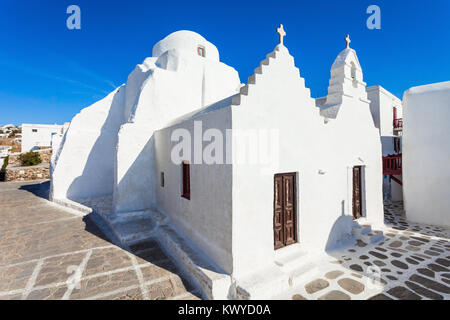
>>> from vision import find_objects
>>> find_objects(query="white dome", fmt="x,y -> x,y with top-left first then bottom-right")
152,30 -> 220,62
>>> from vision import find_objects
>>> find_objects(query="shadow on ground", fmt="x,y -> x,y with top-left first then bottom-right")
17,180 -> 200,300
19,180 -> 50,200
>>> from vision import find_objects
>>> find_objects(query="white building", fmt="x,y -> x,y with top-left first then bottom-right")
51,29 -> 384,299
0,146 -> 11,158
21,123 -> 67,152
402,81 -> 450,227
1,124 -> 15,134
366,86 -> 403,201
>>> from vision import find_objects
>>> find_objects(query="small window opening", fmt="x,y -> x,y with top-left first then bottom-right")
181,161 -> 190,200
197,46 -> 205,57
160,172 -> 165,187
351,62 -> 356,80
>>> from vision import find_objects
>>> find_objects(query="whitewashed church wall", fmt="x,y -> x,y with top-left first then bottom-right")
328,97 -> 385,228
403,81 -> 450,227
230,45 -> 384,279
154,107 -> 234,274
230,46 -> 328,278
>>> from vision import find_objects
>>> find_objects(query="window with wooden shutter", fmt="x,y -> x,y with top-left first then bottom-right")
181,161 -> 190,199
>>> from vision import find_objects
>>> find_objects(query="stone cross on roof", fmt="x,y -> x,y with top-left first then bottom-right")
277,24 -> 286,45
345,34 -> 351,49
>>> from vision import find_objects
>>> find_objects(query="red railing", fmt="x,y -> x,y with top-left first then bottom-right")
383,154 -> 402,175
394,118 -> 403,130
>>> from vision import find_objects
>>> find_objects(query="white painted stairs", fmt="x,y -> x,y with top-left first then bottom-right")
105,209 -> 166,245
351,221 -> 385,244
98,208 -> 231,300
235,244 -> 319,299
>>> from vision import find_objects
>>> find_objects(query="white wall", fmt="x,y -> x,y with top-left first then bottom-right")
51,88 -> 126,200
113,31 -> 240,213
21,123 -> 64,152
51,30 -> 240,210
151,43 -> 384,279
230,45 -> 383,278
391,176 -> 403,201
154,105 -> 233,273
366,86 -> 402,156
403,81 -> 450,227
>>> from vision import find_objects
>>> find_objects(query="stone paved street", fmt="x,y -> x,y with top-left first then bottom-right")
285,202 -> 450,300
0,180 -> 200,300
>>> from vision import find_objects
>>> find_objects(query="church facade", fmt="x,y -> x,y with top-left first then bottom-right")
50,27 -> 384,299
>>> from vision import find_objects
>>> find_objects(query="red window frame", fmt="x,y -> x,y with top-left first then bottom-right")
181,161 -> 190,200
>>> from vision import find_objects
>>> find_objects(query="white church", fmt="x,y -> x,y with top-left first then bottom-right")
50,27 -> 386,299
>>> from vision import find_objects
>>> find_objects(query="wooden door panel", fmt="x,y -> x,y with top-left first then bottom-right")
273,175 -> 284,249
352,166 -> 362,220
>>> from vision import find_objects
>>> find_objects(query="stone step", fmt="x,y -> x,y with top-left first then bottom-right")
109,208 -> 167,224
156,224 -> 230,300
352,223 -> 385,245
110,217 -> 156,245
52,198 -> 92,215
363,231 -> 385,244
235,265 -> 289,300
109,210 -> 149,223
274,245 -> 309,273
351,225 -> 372,238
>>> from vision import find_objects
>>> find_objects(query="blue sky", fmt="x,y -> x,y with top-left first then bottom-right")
0,0 -> 449,125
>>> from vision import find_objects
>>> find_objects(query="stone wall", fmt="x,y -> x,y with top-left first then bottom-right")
3,163 -> 50,182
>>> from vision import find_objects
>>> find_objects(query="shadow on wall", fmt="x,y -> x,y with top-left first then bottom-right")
325,200 -> 354,251
381,136 -> 396,155
113,133 -> 156,213
67,89 -> 125,201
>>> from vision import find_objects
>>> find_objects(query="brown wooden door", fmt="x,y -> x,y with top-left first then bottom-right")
274,173 -> 297,249
352,166 -> 362,220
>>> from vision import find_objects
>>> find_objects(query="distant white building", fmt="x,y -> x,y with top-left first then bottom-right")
0,146 -> 11,158
21,123 -> 67,152
1,124 -> 15,134
402,81 -> 450,227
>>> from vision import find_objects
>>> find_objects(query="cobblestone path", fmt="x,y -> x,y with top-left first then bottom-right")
1,180 -> 449,300
288,202 -> 450,300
